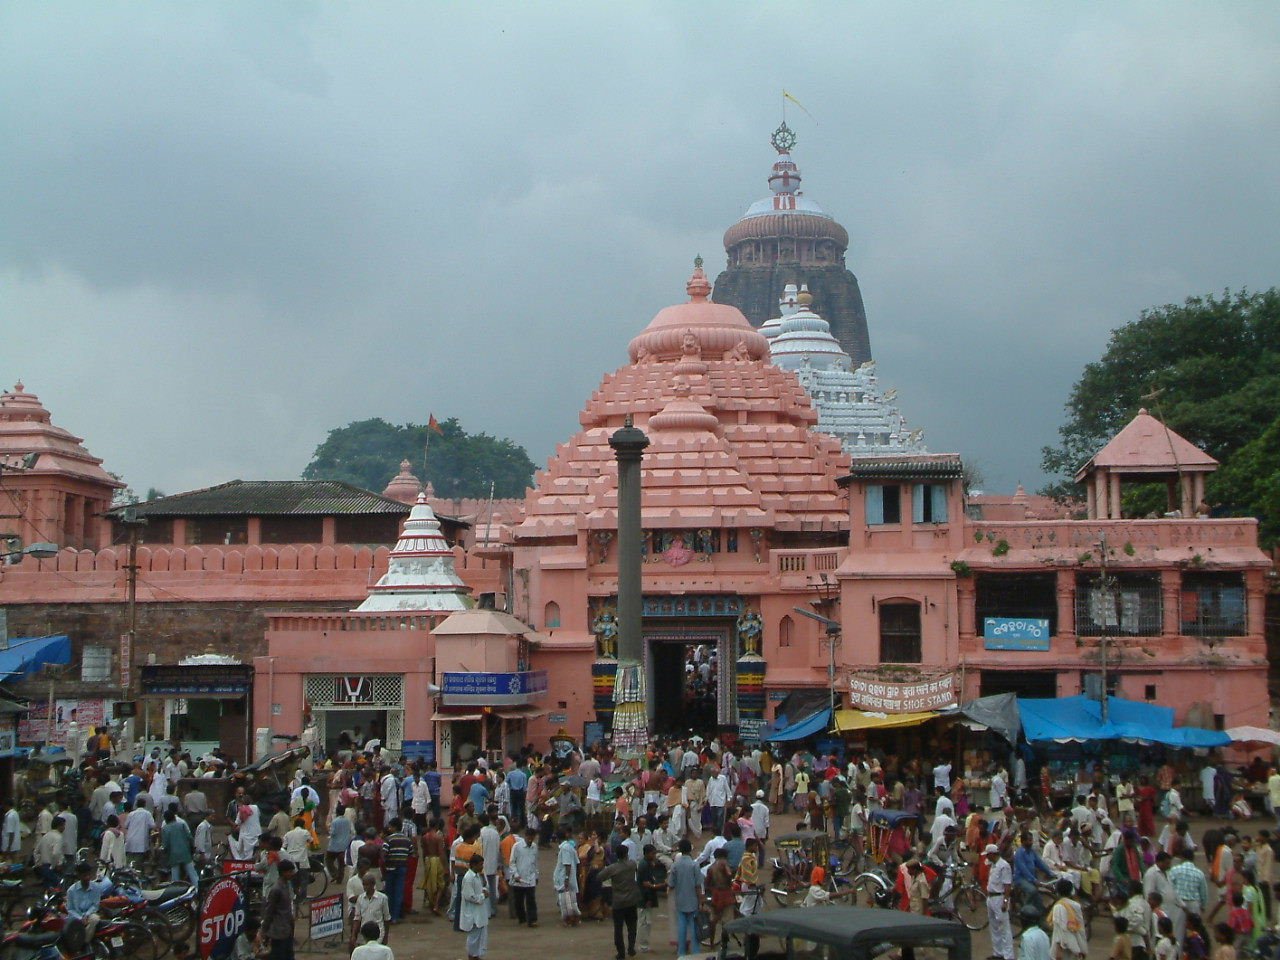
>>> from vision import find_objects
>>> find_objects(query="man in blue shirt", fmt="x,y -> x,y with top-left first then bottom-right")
66,861 -> 114,937
505,760 -> 528,828
1012,832 -> 1055,914
424,763 -> 442,819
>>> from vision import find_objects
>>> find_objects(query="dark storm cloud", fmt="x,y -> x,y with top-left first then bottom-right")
3,2 -> 1278,496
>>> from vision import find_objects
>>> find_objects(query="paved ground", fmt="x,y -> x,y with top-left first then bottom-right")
294,813 -> 1251,960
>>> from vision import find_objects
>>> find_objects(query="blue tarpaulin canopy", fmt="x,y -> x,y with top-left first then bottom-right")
1020,695 -> 1229,747
0,636 -> 71,679
764,707 -> 832,742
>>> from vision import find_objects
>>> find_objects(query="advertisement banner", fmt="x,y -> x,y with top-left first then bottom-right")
309,894 -> 344,941
982,617 -> 1052,651
119,634 -> 132,689
18,699 -> 106,746
848,674 -> 956,713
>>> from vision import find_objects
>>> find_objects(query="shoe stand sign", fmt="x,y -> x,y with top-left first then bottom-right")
200,878 -> 247,960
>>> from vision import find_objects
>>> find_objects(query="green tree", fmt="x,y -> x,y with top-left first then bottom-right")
303,417 -> 537,500
1040,288 -> 1280,544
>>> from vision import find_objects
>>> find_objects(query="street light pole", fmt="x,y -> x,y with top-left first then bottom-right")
1096,534 -> 1113,723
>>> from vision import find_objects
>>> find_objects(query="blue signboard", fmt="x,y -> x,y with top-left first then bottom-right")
400,739 -> 436,763
983,617 -> 1052,651
440,670 -> 548,705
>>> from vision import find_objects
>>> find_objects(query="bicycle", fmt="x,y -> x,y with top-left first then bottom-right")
927,862 -> 988,931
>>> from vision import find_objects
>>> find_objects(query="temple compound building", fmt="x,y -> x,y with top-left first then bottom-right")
511,261 -> 852,737
766,283 -> 925,458
712,123 -> 872,364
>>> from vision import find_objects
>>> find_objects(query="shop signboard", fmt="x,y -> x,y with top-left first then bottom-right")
141,664 -> 253,696
199,878 -> 246,960
441,670 -> 548,706
982,617 -> 1052,651
308,893 -> 344,941
400,739 -> 436,763
848,674 -> 956,713
738,718 -> 766,744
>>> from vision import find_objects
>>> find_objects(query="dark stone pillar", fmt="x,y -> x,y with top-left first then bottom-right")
610,416 -> 649,664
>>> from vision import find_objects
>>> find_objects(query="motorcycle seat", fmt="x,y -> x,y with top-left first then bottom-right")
140,882 -> 192,903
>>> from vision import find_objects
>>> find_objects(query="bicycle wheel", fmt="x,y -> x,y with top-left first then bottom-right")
953,884 -> 989,931
140,909 -> 175,960
770,879 -> 806,907
306,867 -> 327,899
851,876 -> 889,909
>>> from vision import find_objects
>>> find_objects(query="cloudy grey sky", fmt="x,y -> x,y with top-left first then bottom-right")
5,2 -> 1279,497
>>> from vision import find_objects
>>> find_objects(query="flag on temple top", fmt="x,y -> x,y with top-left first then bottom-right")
428,414 -> 443,435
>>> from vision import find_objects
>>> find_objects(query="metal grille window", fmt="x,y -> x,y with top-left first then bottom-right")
974,573 -> 1058,635
1075,573 -> 1162,637
81,645 -> 112,682
1181,572 -> 1246,637
879,602 -> 922,663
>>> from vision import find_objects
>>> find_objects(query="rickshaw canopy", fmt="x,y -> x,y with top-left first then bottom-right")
725,906 -> 971,960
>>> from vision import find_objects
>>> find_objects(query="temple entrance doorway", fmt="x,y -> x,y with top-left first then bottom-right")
644,622 -> 735,736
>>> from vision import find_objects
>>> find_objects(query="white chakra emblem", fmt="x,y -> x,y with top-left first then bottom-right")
507,676 -> 521,694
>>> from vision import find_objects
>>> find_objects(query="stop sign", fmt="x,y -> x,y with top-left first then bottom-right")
199,878 -> 247,960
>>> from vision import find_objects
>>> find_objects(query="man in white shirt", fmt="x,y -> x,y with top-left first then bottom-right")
508,827 -> 540,927
60,808 -> 78,862
930,811 -> 958,848
379,770 -> 399,825
479,816 -> 501,917
695,832 -> 728,871
2,801 -> 22,856
238,802 -> 262,852
750,791 -> 771,841
706,770 -> 729,832
933,760 -> 953,793
990,769 -> 1008,811
935,788 -> 955,820
985,844 -> 1015,960
351,922 -> 394,960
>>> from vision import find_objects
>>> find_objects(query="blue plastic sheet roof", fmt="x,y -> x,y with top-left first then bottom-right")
0,635 -> 71,679
764,707 -> 832,742
1020,695 -> 1228,747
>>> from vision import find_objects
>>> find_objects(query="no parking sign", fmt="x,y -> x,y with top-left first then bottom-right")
200,878 -> 247,960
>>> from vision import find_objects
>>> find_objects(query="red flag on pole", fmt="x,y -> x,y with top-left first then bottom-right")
428,414 -> 443,435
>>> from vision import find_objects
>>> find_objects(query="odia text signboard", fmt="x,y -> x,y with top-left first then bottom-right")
848,674 -> 956,713
309,893 -> 344,941
982,617 -> 1052,651
440,670 -> 548,706
199,878 -> 246,960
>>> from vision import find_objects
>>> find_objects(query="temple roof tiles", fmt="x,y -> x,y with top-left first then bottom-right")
0,382 -> 122,488
518,266 -> 851,541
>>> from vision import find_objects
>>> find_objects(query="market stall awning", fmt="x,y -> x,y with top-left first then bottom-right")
959,694 -> 1020,744
764,708 -> 832,742
1227,726 -> 1280,747
494,707 -> 547,720
430,711 -> 484,722
0,635 -> 70,679
833,709 -> 937,733
1020,695 -> 1229,747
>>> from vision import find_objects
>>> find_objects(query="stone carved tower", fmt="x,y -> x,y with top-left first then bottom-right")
711,123 -> 872,364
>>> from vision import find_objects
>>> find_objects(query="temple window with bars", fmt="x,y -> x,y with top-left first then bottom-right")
1180,572 -> 1246,637
1075,572 -> 1163,637
974,573 -> 1058,635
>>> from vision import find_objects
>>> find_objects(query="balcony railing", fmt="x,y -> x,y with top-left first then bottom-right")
771,548 -> 846,578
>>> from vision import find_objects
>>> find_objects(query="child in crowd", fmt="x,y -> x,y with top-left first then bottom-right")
1110,916 -> 1133,960
1213,922 -> 1238,960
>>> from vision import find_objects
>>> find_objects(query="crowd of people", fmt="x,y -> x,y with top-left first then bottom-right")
10,729 -> 1280,960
